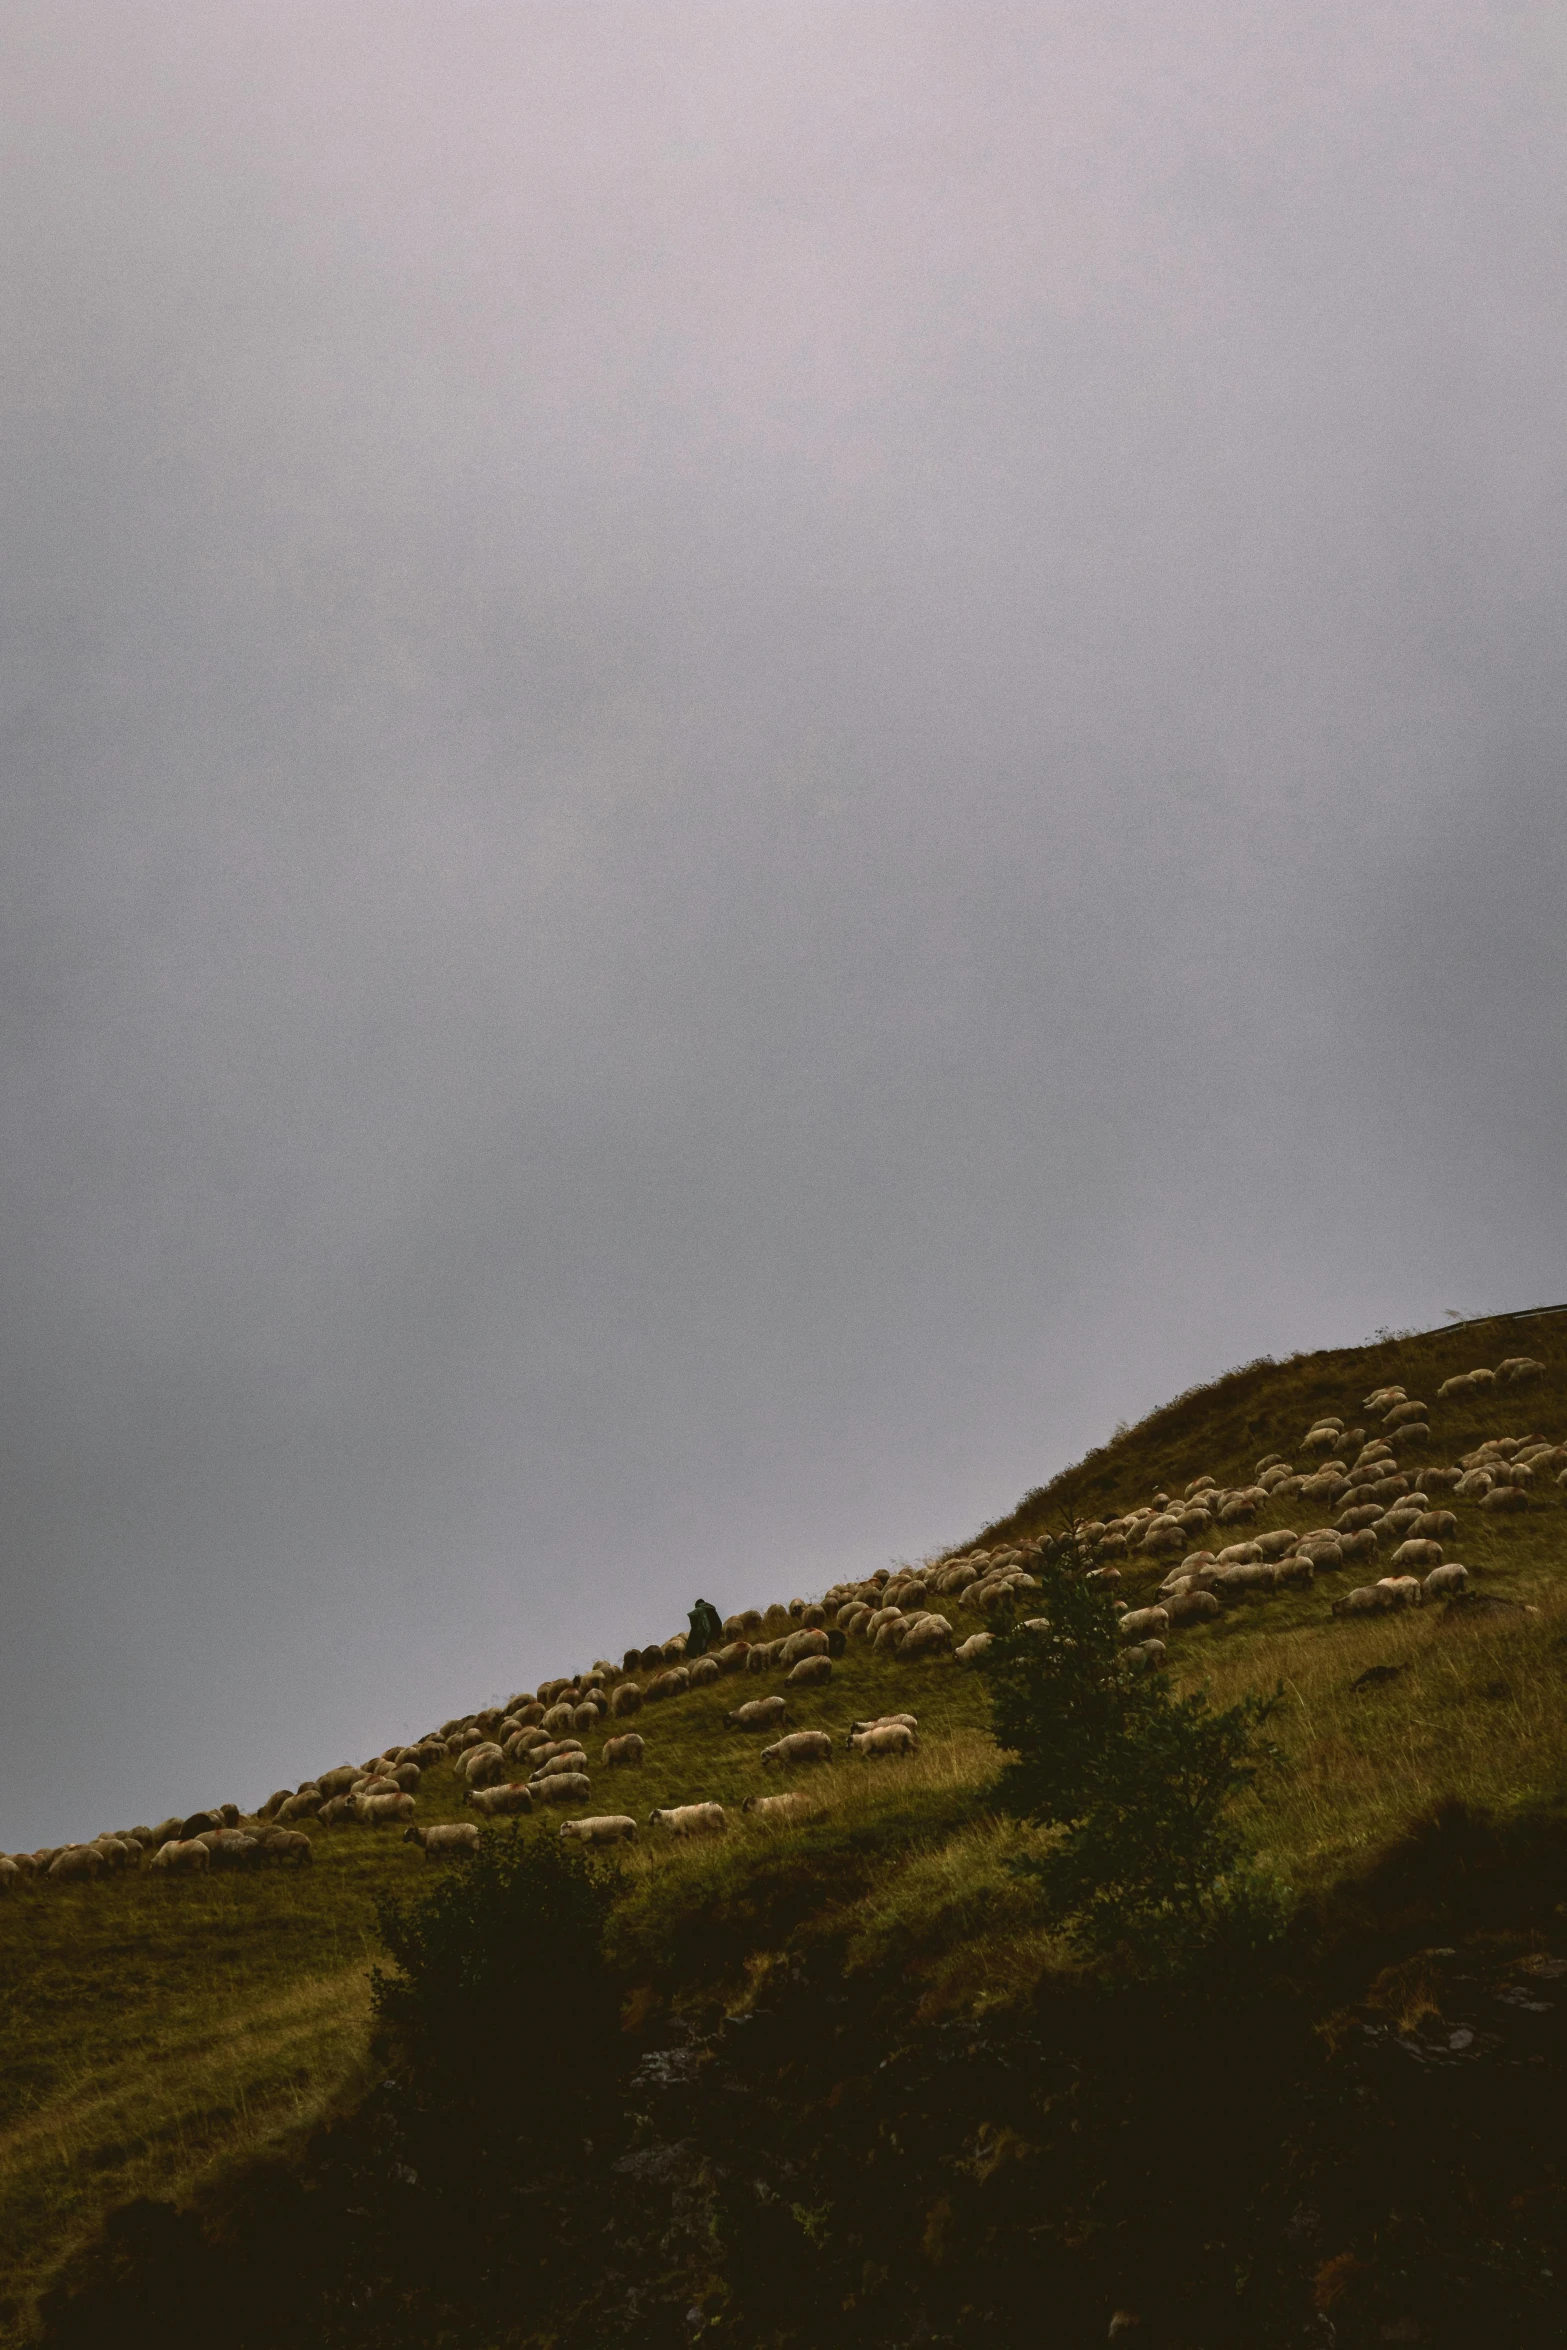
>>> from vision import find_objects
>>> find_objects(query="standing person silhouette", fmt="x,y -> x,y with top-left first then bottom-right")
686,1597 -> 724,1657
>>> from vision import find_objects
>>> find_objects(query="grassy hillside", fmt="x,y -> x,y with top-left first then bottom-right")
3,1305 -> 1566,2340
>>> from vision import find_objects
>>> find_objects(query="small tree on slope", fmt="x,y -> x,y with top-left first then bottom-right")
982,1539 -> 1286,1971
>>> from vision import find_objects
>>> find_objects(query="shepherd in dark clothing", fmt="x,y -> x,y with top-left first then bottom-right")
687,1597 -> 724,1658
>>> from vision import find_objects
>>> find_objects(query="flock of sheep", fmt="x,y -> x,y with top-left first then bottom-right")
1059,1355 -> 1560,1668
3,1352 -> 1557,1891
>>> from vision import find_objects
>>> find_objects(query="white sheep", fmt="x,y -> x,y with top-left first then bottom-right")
760,1731 -> 833,1769
404,1823 -> 480,1861
847,1723 -> 918,1758
1423,1563 -> 1469,1598
648,1802 -> 727,1835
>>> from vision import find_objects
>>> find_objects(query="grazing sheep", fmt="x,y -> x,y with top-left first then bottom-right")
1217,1542 -> 1263,1565
1332,1585 -> 1398,1617
1376,1575 -> 1423,1606
646,1666 -> 692,1702
1212,1563 -> 1278,1599
1481,1485 -> 1530,1514
197,1830 -> 260,1869
560,1814 -> 637,1845
252,1827 -> 313,1865
1336,1504 -> 1385,1533
1437,1373 -> 1474,1397
1412,1510 -> 1458,1541
318,1795 -> 358,1826
1117,1606 -> 1170,1641
1120,1639 -> 1167,1671
760,1731 -> 833,1769
956,1633 -> 993,1662
316,1768 -> 361,1798
602,1733 -> 646,1768
1496,1356 -> 1544,1385
1383,1400 -> 1429,1429
1165,1590 -> 1221,1624
1255,1529 -> 1300,1561
150,1838 -> 210,1874
900,1615 -> 955,1658
688,1656 -> 722,1687
742,1791 -> 815,1821
0,1857 -> 21,1891
713,1642 -> 751,1674
780,1627 -> 831,1666
404,1822 -> 480,1860
725,1696 -> 788,1731
1338,1528 -> 1379,1564
179,1812 -> 220,1841
1392,1538 -> 1444,1569
531,1772 -> 592,1807
787,1654 -> 833,1686
1137,1516 -> 1185,1555
648,1802 -> 727,1836
258,1789 -> 292,1821
608,1681 -> 644,1718
847,1723 -> 918,1757
1295,1530 -> 1344,1561
47,1847 -> 103,1883
1424,1563 -> 1470,1598
531,1749 -> 588,1780
468,1782 -> 534,1818
355,1792 -> 416,1826
849,1713 -> 918,1735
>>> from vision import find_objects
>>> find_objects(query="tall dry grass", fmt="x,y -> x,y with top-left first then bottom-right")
1169,1590 -> 1567,1886
0,1968 -> 373,2339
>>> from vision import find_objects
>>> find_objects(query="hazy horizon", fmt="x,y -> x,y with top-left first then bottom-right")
3,2 -> 1565,1846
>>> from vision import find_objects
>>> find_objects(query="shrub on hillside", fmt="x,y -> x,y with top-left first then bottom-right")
983,1538 -> 1286,1973
372,1825 -> 621,2117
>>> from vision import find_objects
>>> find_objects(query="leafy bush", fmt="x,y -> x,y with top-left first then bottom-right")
372,1824 -> 621,2117
983,1538 -> 1286,1972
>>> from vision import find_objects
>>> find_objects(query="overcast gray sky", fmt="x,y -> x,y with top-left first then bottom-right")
3,2 -> 1564,1846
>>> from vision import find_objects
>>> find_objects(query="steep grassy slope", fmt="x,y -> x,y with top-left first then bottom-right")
3,1305 -> 1566,2340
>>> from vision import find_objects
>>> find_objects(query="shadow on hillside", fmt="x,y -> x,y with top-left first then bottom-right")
33,1800 -> 1567,2350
